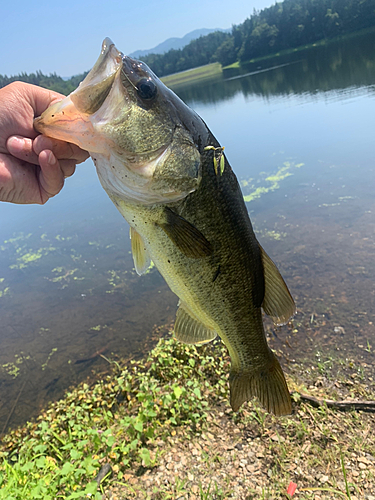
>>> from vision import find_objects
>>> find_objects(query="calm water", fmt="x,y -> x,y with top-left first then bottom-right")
1,30 -> 375,432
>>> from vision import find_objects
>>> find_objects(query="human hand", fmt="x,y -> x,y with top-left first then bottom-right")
0,82 -> 89,204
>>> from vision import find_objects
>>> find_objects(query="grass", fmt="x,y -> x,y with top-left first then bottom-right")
0,337 -> 228,499
0,333 -> 374,499
161,63 -> 222,88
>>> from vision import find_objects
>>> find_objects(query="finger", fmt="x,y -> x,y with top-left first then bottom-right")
27,83 -> 65,117
7,136 -> 39,165
38,150 -> 65,203
34,135 -> 89,163
59,159 -> 76,178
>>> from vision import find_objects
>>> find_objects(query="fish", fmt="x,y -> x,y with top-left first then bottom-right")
34,38 -> 296,415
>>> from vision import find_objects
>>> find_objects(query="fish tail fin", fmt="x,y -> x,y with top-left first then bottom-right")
229,353 -> 292,416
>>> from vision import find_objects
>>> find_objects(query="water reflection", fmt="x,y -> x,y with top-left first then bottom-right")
175,28 -> 375,105
1,28 -> 375,433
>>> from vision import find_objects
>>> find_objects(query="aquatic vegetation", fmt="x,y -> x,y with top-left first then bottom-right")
242,161 -> 304,203
90,325 -> 107,332
0,278 -> 9,298
0,233 -> 32,250
0,354 -> 30,379
257,229 -> 287,241
49,267 -> 79,283
0,362 -> 20,378
55,234 -> 73,242
39,327 -> 50,335
41,348 -> 58,371
142,261 -> 155,274
106,270 -> 122,294
319,195 -> 357,208
1,232 -> 57,270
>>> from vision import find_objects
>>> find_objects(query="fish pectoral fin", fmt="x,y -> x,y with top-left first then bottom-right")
260,246 -> 296,325
157,207 -> 213,259
229,352 -> 292,416
174,301 -> 217,345
130,227 -> 151,275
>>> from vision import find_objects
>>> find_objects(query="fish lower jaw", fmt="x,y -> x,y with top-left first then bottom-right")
93,153 -> 192,205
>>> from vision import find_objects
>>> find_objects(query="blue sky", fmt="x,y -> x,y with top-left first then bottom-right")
1,0 -> 275,77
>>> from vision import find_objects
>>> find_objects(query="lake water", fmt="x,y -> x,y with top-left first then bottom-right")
1,29 -> 375,433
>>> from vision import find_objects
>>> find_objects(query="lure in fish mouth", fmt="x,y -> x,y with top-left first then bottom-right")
35,39 -> 296,416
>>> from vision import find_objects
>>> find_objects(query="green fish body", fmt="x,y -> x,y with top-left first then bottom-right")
35,38 -> 295,415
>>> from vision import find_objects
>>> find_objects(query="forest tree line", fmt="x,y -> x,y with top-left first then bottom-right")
144,0 -> 375,74
1,0 -> 374,91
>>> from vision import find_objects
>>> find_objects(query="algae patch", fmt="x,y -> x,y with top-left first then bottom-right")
1,232 -> 57,270
47,267 -> 81,287
0,278 -> 10,298
241,161 -> 303,203
41,348 -> 58,371
90,325 -> 107,332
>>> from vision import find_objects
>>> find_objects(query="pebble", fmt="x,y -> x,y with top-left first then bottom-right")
334,326 -> 345,334
102,404 -> 375,500
270,434 -> 285,443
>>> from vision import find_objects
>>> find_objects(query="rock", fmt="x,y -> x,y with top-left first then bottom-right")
334,326 -> 345,334
271,434 -> 285,443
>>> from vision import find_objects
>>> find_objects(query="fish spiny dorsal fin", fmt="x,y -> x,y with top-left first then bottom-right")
130,227 -> 151,275
229,351 -> 292,416
260,246 -> 296,326
174,301 -> 217,345
157,207 -> 213,258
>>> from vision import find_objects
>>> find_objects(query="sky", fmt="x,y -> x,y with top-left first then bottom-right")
1,0 -> 275,77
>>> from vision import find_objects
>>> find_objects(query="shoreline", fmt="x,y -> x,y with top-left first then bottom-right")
161,26 -> 375,89
1,333 -> 374,499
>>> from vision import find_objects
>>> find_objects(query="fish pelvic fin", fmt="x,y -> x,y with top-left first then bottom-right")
260,246 -> 296,326
229,353 -> 292,416
130,227 -> 151,275
174,301 -> 217,345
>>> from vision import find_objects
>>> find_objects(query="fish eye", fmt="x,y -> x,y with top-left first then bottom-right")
136,78 -> 157,100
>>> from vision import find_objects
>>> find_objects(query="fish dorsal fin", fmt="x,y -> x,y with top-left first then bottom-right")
157,207 -> 213,259
130,227 -> 151,275
174,301 -> 217,345
261,246 -> 296,325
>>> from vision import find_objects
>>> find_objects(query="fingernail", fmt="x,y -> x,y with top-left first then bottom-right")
48,152 -> 57,165
8,136 -> 24,148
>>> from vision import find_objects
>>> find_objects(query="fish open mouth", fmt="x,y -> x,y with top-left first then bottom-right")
34,38 -> 201,204
34,38 -> 123,155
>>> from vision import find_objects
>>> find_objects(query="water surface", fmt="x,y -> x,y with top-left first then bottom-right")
1,29 -> 375,432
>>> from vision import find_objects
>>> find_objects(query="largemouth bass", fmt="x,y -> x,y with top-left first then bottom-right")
34,38 -> 296,415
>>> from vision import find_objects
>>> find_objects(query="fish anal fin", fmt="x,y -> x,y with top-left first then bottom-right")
157,207 -> 213,259
174,301 -> 217,345
261,246 -> 296,325
130,227 -> 151,275
229,352 -> 292,416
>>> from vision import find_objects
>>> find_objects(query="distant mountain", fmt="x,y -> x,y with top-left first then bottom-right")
129,28 -> 230,59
